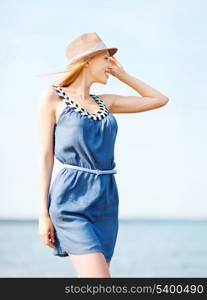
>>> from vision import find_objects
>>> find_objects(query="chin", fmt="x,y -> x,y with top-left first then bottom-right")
100,77 -> 109,84
95,73 -> 109,84
96,79 -> 108,85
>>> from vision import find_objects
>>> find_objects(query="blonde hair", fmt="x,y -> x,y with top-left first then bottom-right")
36,54 -> 96,88
53,58 -> 89,87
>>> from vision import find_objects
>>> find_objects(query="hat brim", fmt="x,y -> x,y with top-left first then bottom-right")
66,47 -> 118,67
37,47 -> 118,77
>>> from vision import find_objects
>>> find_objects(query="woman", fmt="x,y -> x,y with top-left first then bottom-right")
37,32 -> 169,278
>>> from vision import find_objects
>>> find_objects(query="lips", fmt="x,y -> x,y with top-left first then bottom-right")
104,71 -> 110,78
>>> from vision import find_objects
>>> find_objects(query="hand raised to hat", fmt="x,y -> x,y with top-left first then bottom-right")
108,56 -> 126,78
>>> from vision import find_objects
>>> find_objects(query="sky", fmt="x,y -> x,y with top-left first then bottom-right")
1,0 -> 207,219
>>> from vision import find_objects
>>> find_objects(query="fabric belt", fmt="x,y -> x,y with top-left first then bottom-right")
61,162 -> 117,176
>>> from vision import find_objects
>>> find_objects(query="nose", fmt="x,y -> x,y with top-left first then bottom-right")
108,57 -> 113,68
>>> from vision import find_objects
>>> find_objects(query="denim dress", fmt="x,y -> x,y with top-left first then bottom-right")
48,85 -> 119,262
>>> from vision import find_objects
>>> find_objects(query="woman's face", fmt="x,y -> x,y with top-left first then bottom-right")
87,50 -> 113,84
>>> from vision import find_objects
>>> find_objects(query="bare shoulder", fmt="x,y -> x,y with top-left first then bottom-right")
38,86 -> 60,109
37,86 -> 64,125
39,86 -> 62,112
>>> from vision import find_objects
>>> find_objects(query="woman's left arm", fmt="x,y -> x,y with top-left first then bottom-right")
105,56 -> 169,114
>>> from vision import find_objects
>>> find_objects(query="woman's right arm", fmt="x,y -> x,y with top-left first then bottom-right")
37,87 -> 57,248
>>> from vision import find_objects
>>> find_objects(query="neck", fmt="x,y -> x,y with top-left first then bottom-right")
63,69 -> 94,99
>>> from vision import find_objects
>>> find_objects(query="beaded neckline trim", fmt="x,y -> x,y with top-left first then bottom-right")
52,85 -> 110,120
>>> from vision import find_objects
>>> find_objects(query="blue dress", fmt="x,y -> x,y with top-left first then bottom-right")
48,85 -> 119,262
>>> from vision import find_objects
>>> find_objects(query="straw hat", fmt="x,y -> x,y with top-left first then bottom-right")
40,32 -> 118,76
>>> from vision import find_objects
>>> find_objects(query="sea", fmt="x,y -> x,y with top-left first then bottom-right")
0,218 -> 207,278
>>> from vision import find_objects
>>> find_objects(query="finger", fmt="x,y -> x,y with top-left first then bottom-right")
44,238 -> 55,248
49,228 -> 55,243
46,241 -> 56,248
43,235 -> 55,248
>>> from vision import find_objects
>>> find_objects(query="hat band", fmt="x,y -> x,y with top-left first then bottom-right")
67,40 -> 108,65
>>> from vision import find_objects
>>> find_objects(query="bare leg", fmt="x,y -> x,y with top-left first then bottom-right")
69,252 -> 111,278
106,261 -> 110,268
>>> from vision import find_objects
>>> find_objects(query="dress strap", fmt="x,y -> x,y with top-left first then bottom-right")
51,84 -> 109,120
92,94 -> 109,112
51,85 -> 69,105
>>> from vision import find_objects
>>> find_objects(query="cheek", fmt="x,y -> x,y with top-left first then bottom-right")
90,65 -> 103,78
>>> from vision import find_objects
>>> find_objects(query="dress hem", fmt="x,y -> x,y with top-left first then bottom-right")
53,249 -> 112,262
